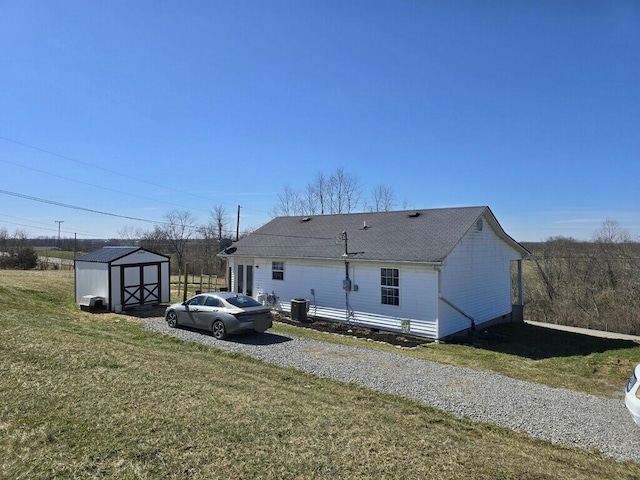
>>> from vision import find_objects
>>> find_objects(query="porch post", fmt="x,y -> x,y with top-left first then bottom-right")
517,259 -> 524,306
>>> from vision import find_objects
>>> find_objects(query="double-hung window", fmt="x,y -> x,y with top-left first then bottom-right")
381,268 -> 399,306
272,261 -> 284,281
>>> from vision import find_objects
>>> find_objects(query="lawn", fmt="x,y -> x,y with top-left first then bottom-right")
1,270 -> 639,479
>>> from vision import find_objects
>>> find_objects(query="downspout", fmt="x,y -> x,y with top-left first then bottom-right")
439,295 -> 476,331
436,267 -> 475,331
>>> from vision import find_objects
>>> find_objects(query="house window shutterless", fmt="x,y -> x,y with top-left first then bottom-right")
272,261 -> 284,281
381,268 -> 399,306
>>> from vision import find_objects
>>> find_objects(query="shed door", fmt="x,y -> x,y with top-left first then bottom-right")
122,264 -> 160,308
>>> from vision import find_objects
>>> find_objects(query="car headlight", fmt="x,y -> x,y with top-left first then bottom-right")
627,371 -> 638,393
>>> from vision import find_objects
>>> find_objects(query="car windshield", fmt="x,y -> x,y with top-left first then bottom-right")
628,371 -> 638,393
226,295 -> 262,308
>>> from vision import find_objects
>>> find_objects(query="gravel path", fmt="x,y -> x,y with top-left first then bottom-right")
142,319 -> 640,464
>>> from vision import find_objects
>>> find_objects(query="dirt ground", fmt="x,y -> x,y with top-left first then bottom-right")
274,313 -> 433,348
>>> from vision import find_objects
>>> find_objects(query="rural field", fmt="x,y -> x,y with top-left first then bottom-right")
2,270 -> 640,479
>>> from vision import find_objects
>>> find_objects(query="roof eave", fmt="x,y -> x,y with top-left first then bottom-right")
218,252 -> 442,266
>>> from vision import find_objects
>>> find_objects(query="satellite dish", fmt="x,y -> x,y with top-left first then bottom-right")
223,247 -> 237,255
219,238 -> 233,249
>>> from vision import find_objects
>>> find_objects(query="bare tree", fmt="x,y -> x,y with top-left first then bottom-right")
161,210 -> 198,270
369,184 -> 396,212
0,227 -> 7,251
140,226 -> 169,253
272,186 -> 303,217
301,183 -> 319,215
197,205 -> 232,276
210,204 -> 230,240
311,171 -> 328,214
592,218 -> 631,244
118,226 -> 144,245
327,166 -> 361,214
272,167 -> 362,216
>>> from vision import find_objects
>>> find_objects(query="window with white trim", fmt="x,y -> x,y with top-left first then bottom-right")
381,268 -> 399,306
272,261 -> 284,281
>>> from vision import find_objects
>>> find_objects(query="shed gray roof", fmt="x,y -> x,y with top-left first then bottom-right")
76,246 -> 143,263
221,206 -> 529,264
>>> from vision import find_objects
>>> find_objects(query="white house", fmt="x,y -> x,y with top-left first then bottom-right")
219,206 -> 530,340
75,246 -> 170,312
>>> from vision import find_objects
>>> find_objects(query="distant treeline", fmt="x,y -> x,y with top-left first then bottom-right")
522,238 -> 640,335
25,237 -> 228,277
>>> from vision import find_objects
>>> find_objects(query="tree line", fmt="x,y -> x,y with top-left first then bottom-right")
0,228 -> 38,269
523,220 -> 640,335
272,166 -> 403,216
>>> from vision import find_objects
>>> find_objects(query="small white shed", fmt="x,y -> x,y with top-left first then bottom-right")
75,246 -> 170,312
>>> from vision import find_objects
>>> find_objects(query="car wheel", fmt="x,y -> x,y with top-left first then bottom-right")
166,311 -> 178,328
212,320 -> 227,340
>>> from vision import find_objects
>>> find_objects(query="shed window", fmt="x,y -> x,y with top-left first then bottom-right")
272,261 -> 284,281
381,268 -> 399,306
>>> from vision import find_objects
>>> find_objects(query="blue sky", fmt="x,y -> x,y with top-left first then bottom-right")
1,1 -> 638,242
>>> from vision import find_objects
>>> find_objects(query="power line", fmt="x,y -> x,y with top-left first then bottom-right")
0,158 -> 211,214
0,213 -> 109,238
0,189 -> 346,245
0,135 -> 273,215
0,188 -> 169,226
0,135 -> 185,193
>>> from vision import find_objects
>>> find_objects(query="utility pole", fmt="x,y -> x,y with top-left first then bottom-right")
341,230 -> 350,283
341,231 -> 351,322
55,220 -> 64,249
236,205 -> 241,241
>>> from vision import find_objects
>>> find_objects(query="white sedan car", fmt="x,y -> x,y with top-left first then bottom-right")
165,292 -> 272,340
625,364 -> 640,425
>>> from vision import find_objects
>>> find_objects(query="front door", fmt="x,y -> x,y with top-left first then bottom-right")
236,264 -> 244,293
235,264 -> 253,296
246,265 -> 253,296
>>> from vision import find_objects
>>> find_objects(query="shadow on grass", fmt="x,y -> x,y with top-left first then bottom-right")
481,322 -> 639,360
119,305 -> 168,318
85,304 -> 169,318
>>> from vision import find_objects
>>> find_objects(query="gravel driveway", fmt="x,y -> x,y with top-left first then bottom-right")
142,318 -> 640,464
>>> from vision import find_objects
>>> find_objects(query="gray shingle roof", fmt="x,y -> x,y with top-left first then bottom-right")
75,246 -> 142,263
222,206 -> 529,263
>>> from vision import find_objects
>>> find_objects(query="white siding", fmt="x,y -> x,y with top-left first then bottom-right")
160,261 -> 170,302
232,257 -> 439,338
74,262 -> 109,303
110,265 -> 121,309
438,216 -> 521,338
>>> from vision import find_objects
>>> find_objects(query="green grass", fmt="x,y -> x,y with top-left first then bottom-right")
2,270 -> 640,478
37,250 -> 80,260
